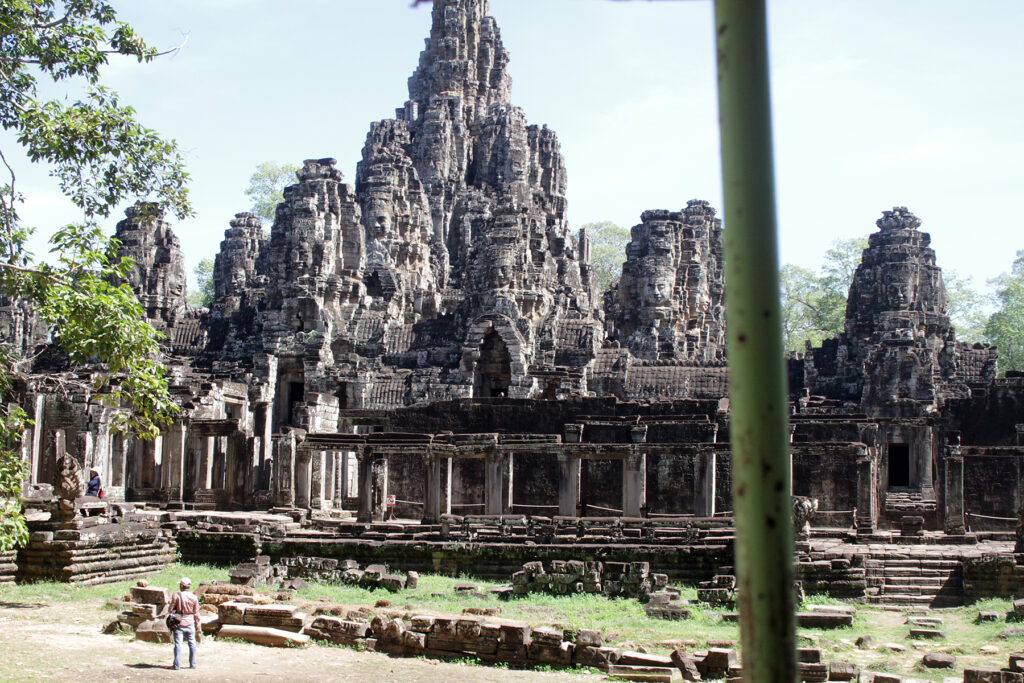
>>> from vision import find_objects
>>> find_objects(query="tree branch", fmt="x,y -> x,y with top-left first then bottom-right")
0,261 -> 63,284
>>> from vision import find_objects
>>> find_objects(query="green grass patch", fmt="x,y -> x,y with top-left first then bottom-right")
0,563 -> 229,605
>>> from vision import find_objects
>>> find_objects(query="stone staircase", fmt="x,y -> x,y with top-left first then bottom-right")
864,555 -> 963,607
884,489 -> 938,515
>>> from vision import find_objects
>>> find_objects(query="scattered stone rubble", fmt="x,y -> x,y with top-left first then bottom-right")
225,555 -> 419,593
510,559 -> 664,600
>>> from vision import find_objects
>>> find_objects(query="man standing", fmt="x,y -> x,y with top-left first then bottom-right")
169,577 -> 201,670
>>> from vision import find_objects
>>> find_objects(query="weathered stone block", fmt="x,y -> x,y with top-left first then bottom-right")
922,653 -> 956,669
529,641 -> 573,666
130,586 -> 168,606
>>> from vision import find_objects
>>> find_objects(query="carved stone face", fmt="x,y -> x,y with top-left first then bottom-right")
641,271 -> 674,308
365,197 -> 392,238
487,250 -> 516,289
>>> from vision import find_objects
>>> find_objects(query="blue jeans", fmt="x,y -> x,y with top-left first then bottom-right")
173,623 -> 197,669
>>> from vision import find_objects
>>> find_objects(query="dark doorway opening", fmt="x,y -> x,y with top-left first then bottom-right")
474,330 -> 511,398
888,443 -> 911,487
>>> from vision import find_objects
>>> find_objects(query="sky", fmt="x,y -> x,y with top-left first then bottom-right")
5,0 -> 1024,295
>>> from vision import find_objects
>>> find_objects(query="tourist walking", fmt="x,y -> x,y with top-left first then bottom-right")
169,577 -> 201,670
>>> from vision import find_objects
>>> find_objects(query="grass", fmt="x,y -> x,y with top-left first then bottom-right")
291,574 -> 740,649
0,563 -> 224,606
3,564 -> 1023,681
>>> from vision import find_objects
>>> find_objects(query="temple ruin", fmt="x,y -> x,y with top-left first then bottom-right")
2,0 -> 1023,606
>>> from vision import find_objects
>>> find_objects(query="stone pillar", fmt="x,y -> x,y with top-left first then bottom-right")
200,436 -> 215,490
271,432 -> 296,507
559,424 -> 583,517
309,450 -> 325,510
162,423 -> 187,502
919,426 -> 935,495
341,451 -> 352,500
856,447 -> 877,535
332,452 -> 343,509
423,451 -> 442,524
295,451 -> 312,510
623,425 -> 648,518
485,449 -> 509,515
371,454 -> 388,522
943,432 -> 965,536
224,431 -> 247,505
356,451 -> 373,523
30,394 -> 44,485
1016,424 -> 1024,447
694,449 -> 717,517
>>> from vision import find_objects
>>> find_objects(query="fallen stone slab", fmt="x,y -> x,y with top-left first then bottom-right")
828,661 -> 860,681
130,586 -> 168,606
605,664 -> 677,683
978,611 -> 1001,623
963,667 -> 1004,683
909,629 -> 945,640
908,617 -> 943,628
670,648 -> 702,681
797,612 -> 854,629
922,653 -> 956,669
1010,653 -> 1024,673
618,651 -> 674,667
217,624 -> 310,647
134,618 -> 171,644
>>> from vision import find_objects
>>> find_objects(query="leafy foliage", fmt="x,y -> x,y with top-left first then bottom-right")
780,237 -> 868,352
943,270 -> 988,344
985,250 -> 1024,374
187,257 -> 214,307
582,221 -> 631,295
0,1 -> 192,550
245,161 -> 299,222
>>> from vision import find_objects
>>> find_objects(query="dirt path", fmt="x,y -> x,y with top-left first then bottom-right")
0,600 -> 607,682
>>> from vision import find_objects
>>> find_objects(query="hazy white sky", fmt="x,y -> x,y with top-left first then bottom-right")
6,0 -> 1023,294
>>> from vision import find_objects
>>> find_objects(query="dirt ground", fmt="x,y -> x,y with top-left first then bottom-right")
0,600 -> 607,683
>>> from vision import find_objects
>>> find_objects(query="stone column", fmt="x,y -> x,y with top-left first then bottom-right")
919,426 -> 936,495
295,451 -> 312,510
30,395 -> 44,485
423,451 -> 442,524
200,436 -> 215,490
856,447 -> 877,535
943,432 -> 965,536
340,451 -> 352,500
559,424 -> 583,517
694,449 -> 717,517
332,452 -> 343,509
485,449 -> 509,515
623,425 -> 648,518
271,433 -> 296,507
1016,424 -> 1024,447
558,454 -> 581,517
356,451 -> 373,523
309,450 -> 324,510
371,454 -> 388,522
162,423 -> 187,503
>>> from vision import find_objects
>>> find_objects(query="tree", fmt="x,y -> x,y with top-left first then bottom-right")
0,1 -> 192,551
245,162 -> 299,222
188,258 -> 214,307
583,220 -> 631,295
985,250 -> 1024,374
943,270 -> 987,344
779,237 -> 868,353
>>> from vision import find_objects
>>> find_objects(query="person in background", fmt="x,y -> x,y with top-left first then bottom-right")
169,577 -> 201,669
85,467 -> 101,497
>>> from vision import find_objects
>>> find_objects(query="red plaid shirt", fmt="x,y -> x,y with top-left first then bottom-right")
169,590 -> 200,628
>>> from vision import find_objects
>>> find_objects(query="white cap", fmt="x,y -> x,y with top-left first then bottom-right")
180,577 -> 191,588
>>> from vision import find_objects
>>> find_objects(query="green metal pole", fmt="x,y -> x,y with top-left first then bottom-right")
713,1 -> 795,682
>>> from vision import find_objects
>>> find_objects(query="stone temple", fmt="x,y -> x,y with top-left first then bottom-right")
2,0 -> 1024,604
